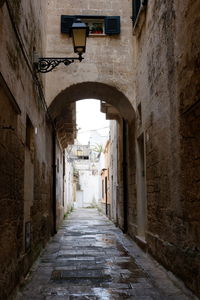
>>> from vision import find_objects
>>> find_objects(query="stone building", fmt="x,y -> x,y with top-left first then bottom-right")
0,1 -> 75,298
132,1 -> 200,297
66,143 -> 100,208
0,1 -> 53,299
0,0 -> 199,299
102,120 -> 119,224
101,140 -> 111,217
64,148 -> 75,212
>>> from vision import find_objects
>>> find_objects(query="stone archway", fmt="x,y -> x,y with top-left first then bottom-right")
49,81 -> 137,234
48,82 -> 135,123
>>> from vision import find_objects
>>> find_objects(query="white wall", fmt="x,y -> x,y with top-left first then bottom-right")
98,151 -> 106,204
64,155 -> 75,212
75,170 -> 99,208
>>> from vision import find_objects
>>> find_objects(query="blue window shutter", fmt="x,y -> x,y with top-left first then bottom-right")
105,16 -> 120,35
61,15 -> 75,34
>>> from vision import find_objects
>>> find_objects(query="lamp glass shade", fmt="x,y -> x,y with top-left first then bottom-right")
71,19 -> 87,54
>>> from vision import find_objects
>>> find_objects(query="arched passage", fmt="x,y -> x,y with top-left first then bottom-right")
48,82 -> 135,123
49,81 -> 137,234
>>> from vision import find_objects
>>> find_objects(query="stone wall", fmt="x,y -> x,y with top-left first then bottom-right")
0,82 -> 24,300
0,1 -> 55,299
45,0 -> 137,239
45,0 -> 135,109
176,0 -> 200,295
44,0 -> 200,296
48,81 -> 136,236
133,0 -> 200,296
116,119 -> 125,230
109,120 -> 118,223
1,0 -> 198,298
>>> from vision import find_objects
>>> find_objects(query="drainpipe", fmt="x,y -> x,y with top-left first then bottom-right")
52,130 -> 57,234
123,119 -> 128,233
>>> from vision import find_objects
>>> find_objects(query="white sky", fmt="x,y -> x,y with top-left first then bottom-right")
76,99 -> 109,145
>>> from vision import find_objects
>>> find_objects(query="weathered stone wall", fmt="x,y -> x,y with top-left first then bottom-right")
109,120 -> 118,224
44,0 -> 200,296
176,0 -> 200,295
45,0 -> 135,109
48,81 -> 136,236
116,119 -> 124,230
127,120 -> 137,237
0,84 -> 24,300
55,141 -> 65,228
133,0 -> 200,296
46,0 -> 137,231
1,0 -> 198,298
0,1 -> 55,299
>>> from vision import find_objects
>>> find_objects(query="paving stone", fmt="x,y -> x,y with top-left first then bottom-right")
16,208 -> 195,300
69,296 -> 97,300
45,297 -> 69,300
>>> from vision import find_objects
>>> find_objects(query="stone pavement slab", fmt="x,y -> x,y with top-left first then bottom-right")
16,208 -> 198,300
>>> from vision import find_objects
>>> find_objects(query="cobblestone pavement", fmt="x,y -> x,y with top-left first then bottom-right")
16,208 -> 197,300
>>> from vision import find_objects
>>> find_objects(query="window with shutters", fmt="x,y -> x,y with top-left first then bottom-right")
132,0 -> 148,34
61,15 -> 120,36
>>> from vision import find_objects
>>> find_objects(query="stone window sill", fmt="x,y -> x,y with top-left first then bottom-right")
89,34 -> 106,37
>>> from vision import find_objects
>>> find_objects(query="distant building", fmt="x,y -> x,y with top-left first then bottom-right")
88,129 -> 108,149
66,132 -> 107,207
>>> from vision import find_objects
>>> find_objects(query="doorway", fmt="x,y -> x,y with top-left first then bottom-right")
136,133 -> 147,240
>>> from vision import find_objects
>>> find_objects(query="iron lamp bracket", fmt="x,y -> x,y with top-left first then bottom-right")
34,53 -> 84,73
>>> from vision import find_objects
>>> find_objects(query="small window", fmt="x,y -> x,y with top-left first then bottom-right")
78,155 -> 89,160
61,15 -> 120,36
77,149 -> 83,156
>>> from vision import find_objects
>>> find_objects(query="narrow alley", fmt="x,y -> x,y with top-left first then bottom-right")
16,208 -> 195,300
1,0 -> 200,299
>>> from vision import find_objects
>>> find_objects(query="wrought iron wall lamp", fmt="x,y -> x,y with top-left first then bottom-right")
34,19 -> 88,73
